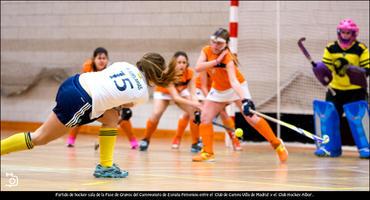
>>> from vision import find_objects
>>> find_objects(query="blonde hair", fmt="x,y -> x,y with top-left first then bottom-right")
136,53 -> 177,87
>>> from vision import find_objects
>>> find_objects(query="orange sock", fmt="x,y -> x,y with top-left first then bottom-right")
143,119 -> 159,141
174,117 -> 189,141
119,120 -> 135,140
189,120 -> 199,144
251,118 -> 281,149
199,123 -> 214,154
68,126 -> 80,139
222,117 -> 235,138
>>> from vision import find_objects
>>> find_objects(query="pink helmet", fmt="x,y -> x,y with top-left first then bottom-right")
337,19 -> 359,49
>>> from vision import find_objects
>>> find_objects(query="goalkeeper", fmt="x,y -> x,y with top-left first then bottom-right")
312,19 -> 369,158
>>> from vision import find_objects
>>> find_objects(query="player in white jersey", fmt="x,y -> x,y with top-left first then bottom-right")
66,47 -> 140,150
1,53 -> 179,178
79,61 -> 149,120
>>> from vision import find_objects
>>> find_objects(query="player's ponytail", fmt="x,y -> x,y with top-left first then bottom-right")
136,53 -> 178,87
225,46 -> 240,67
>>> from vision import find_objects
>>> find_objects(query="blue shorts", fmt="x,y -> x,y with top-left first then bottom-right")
52,74 -> 102,127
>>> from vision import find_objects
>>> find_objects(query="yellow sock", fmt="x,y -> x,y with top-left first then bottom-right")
99,128 -> 118,167
1,132 -> 33,155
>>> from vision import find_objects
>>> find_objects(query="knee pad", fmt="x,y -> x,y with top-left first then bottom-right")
343,100 -> 369,157
120,108 -> 132,121
313,100 -> 342,157
193,111 -> 201,125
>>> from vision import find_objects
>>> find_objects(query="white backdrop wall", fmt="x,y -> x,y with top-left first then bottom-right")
1,1 -> 369,130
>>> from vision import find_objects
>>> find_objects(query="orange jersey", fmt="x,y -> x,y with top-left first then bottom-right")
195,72 -> 212,90
155,67 -> 194,94
202,46 -> 245,91
82,59 -> 94,73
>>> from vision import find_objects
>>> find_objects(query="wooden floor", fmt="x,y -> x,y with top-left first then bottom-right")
1,129 -> 369,191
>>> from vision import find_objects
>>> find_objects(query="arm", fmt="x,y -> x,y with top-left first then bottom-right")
82,59 -> 94,73
195,50 -> 228,72
200,71 -> 209,96
359,46 -> 370,76
226,61 -> 248,99
195,50 -> 216,72
167,84 -> 201,109
225,62 -> 255,116
187,72 -> 199,102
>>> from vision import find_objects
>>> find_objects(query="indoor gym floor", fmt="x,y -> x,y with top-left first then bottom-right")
1,128 -> 369,191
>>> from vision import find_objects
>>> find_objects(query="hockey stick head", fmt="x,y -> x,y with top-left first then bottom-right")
314,135 -> 330,144
298,37 -> 306,43
322,135 -> 330,144
297,37 -> 312,61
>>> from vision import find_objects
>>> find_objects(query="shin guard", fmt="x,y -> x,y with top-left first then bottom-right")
313,100 -> 342,157
343,100 -> 369,158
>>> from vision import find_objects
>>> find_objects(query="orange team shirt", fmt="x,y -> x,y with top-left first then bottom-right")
82,59 -> 94,73
202,45 -> 245,91
195,72 -> 212,90
155,67 -> 194,94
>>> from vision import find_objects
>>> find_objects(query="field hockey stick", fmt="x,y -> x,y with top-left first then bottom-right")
212,120 -> 244,138
212,120 -> 235,132
298,37 -> 336,96
249,109 -> 330,144
297,37 -> 316,67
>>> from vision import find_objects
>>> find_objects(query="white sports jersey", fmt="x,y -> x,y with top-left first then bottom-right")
79,62 -> 149,119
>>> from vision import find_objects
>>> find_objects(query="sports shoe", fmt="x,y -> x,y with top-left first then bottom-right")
275,139 -> 288,163
191,143 -> 202,153
314,147 -> 342,157
94,142 -> 100,151
66,136 -> 75,148
171,137 -> 180,149
359,148 -> 369,159
139,139 -> 150,151
197,138 -> 203,148
93,163 -> 128,178
231,137 -> 242,151
192,151 -> 215,162
129,138 -> 139,149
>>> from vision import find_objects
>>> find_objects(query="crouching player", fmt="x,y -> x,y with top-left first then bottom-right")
312,19 -> 369,158
192,28 -> 288,162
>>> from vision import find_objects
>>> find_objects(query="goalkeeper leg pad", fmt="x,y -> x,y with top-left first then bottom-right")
313,100 -> 342,157
343,100 -> 369,159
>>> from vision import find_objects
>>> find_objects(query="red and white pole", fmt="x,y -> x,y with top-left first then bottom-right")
229,0 -> 238,55
225,0 -> 239,147
226,0 -> 239,119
